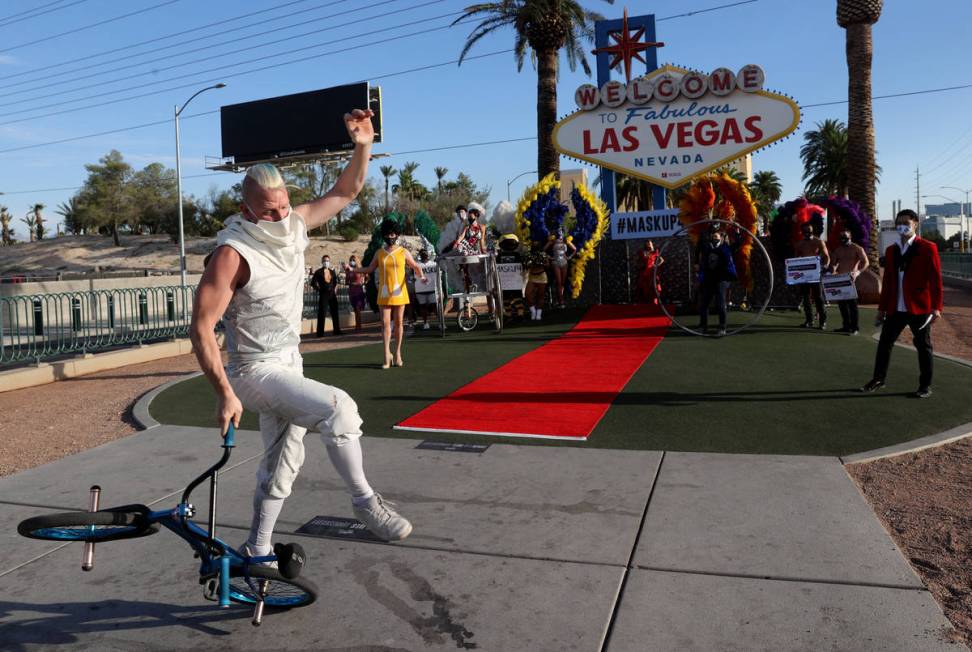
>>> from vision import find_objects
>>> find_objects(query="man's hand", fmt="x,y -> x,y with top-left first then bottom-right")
931,309 -> 942,324
345,109 -> 375,146
217,391 -> 243,437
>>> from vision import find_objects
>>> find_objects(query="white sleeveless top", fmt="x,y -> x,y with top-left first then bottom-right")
216,211 -> 310,372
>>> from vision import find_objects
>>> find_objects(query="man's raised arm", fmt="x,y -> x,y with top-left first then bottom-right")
299,109 -> 375,231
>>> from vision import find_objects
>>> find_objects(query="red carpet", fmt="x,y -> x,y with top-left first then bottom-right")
395,304 -> 671,440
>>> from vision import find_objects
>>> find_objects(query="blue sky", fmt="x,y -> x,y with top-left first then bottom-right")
1,0 -> 970,237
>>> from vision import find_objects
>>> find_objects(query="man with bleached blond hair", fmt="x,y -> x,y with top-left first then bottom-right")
190,109 -> 411,562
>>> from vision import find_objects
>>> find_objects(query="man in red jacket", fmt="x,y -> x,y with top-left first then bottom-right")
861,209 -> 943,398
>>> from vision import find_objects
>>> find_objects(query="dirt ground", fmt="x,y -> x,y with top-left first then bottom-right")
0,329 -> 381,477
847,439 -> 972,647
0,233 -> 375,277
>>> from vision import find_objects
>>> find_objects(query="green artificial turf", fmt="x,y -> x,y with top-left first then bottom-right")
151,306 -> 972,456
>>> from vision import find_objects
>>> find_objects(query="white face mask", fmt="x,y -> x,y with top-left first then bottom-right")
324,261 -> 332,269
896,224 -> 913,236
245,202 -> 292,238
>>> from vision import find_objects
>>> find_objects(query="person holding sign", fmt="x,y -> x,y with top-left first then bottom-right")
861,210 -> 943,398
828,229 -> 868,334
696,228 -> 737,336
794,223 -> 830,329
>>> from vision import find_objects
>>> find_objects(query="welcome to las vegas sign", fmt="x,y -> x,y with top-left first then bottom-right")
552,64 -> 801,190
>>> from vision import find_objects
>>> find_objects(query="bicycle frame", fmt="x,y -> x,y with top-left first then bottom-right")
137,424 -> 275,608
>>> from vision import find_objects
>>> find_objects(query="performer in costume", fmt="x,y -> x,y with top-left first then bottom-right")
360,219 -> 426,369
453,201 -> 487,293
524,249 -> 550,321
190,110 -> 412,564
544,228 -> 576,308
634,239 -> 664,305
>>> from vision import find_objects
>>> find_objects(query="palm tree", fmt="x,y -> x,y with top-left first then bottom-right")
31,203 -> 46,240
616,174 -> 651,211
21,212 -> 37,242
379,165 -> 397,213
0,206 -> 14,245
455,0 -> 610,178
838,0 -> 884,268
392,161 -> 424,200
434,166 -> 448,193
749,171 -> 782,233
800,119 -> 849,198
56,197 -> 84,234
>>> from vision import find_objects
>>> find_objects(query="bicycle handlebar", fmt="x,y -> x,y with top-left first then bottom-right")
180,424 -> 236,509
223,423 -> 236,448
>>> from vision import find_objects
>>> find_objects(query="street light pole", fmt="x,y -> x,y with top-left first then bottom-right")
922,191 -> 965,252
942,186 -> 971,253
175,83 -> 226,291
506,170 -> 537,202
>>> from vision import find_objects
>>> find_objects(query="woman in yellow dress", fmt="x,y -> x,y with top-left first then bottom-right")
361,219 -> 426,368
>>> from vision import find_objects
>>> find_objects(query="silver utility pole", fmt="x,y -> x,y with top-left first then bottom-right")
174,83 -> 226,300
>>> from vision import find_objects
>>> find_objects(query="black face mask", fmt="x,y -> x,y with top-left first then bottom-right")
710,239 -> 721,246
384,235 -> 397,246
468,215 -> 477,224
840,236 -> 851,244
419,253 -> 429,262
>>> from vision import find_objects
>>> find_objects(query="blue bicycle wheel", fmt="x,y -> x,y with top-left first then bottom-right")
18,509 -> 156,542
229,566 -> 318,608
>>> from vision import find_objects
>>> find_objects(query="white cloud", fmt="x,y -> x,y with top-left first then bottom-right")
0,55 -> 18,65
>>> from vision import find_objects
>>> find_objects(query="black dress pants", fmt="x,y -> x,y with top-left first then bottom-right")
801,283 -> 826,325
316,295 -> 341,336
873,311 -> 934,388
699,280 -> 729,330
837,299 -> 859,331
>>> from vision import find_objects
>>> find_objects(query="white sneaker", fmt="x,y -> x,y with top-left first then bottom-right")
353,494 -> 412,542
535,309 -> 542,320
423,322 -> 430,330
529,306 -> 537,320
239,541 -> 278,568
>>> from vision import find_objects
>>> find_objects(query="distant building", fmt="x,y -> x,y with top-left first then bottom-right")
925,202 -> 971,217
921,215 -> 966,240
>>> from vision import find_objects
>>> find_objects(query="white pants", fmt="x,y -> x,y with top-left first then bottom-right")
228,351 -> 363,499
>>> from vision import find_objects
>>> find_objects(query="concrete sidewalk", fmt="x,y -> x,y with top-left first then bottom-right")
0,426 -> 959,650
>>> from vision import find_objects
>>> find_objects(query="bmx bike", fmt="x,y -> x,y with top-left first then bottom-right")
17,424 -> 316,627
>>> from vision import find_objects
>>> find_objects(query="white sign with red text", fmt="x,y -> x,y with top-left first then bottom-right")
554,64 -> 800,190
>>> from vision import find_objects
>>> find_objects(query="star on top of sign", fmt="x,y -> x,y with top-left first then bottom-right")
591,8 -> 664,83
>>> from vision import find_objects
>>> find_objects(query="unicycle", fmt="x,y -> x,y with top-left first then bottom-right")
17,424 -> 317,626
457,299 -> 479,331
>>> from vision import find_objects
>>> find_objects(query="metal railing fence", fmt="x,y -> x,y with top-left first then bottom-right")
0,286 -> 195,366
1,283 -> 352,366
941,253 -> 972,279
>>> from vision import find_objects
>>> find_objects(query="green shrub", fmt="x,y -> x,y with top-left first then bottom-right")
338,223 -> 360,242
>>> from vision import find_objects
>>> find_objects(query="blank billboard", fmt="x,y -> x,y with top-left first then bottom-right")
220,83 -> 382,163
